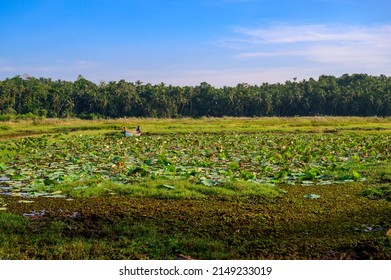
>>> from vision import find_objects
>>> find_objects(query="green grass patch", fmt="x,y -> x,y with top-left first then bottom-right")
36,178 -> 284,200
2,117 -> 391,140
362,186 -> 391,202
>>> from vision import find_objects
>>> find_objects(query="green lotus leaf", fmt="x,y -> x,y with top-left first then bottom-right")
200,178 -> 219,186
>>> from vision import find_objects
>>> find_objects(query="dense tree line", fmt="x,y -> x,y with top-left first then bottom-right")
1,73 -> 391,118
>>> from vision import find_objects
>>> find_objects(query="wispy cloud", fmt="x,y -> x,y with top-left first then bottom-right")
221,24 -> 391,72
235,24 -> 381,43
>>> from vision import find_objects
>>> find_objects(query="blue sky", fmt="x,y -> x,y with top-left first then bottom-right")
1,0 -> 390,86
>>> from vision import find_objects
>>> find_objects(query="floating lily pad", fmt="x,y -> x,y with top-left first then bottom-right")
301,180 -> 314,185
317,180 -> 333,186
200,178 -> 219,186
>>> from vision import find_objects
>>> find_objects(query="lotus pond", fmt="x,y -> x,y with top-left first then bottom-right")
1,120 -> 391,259
1,132 -> 390,197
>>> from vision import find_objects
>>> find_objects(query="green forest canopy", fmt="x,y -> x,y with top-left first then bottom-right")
1,73 -> 391,118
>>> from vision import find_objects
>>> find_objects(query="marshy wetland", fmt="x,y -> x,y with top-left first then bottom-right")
1,117 -> 391,259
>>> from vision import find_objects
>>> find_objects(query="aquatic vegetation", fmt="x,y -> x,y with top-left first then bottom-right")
362,186 -> 391,202
1,121 -> 391,260
0,132 -> 389,199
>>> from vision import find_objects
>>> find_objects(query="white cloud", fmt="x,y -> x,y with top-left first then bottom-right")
167,23 -> 391,86
220,24 -> 391,78
2,23 -> 390,86
235,24 -> 382,43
